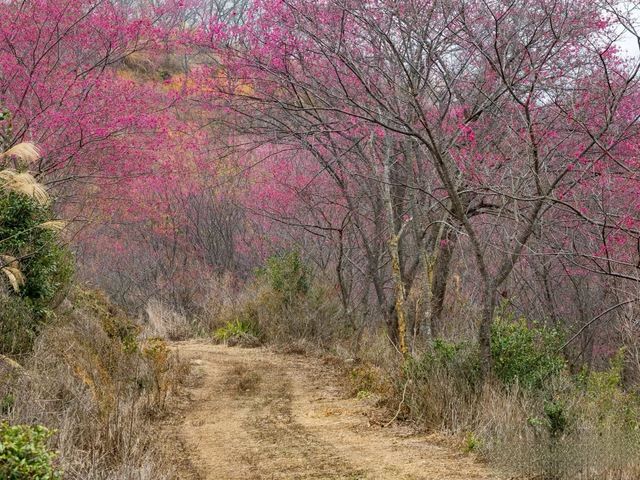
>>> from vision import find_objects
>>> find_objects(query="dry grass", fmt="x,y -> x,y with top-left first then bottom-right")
143,298 -> 192,340
0,169 -> 50,205
319,324 -> 640,480
196,273 -> 244,334
0,142 -> 41,165
226,362 -> 262,396
387,349 -> 640,479
474,378 -> 640,479
208,277 -> 347,352
0,255 -> 25,292
0,289 -> 190,479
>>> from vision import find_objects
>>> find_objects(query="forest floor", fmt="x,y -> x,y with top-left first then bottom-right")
164,341 -> 503,480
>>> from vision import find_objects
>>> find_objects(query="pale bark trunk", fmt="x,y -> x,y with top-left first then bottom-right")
382,142 -> 408,355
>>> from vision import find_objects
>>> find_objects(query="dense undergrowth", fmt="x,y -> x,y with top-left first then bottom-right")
0,287 -> 190,479
0,144 -> 189,479
395,328 -> 640,479
210,251 -> 347,350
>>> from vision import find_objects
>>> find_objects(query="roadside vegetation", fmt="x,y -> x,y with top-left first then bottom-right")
0,142 -> 188,479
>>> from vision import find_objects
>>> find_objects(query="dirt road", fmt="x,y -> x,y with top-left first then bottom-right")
168,341 -> 501,480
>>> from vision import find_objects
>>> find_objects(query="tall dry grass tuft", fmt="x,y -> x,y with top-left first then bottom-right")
0,142 -> 49,206
0,255 -> 25,292
196,273 -> 238,333
143,299 -> 192,340
38,219 -> 67,232
0,169 -> 50,205
0,142 -> 41,165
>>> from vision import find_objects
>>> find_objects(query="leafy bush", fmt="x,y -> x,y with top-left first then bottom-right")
0,191 -> 73,306
491,313 -> 565,389
542,399 -> 568,438
0,422 -> 61,480
257,251 -> 310,303
0,185 -> 73,355
578,349 -> 640,432
214,318 -> 260,342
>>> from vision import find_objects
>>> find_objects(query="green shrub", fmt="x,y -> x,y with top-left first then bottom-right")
0,192 -> 73,305
491,313 -> 565,389
463,431 -> 481,453
543,399 -> 568,438
257,251 -> 310,303
0,422 -> 61,480
0,188 -> 73,355
214,319 -> 260,342
579,349 -> 640,431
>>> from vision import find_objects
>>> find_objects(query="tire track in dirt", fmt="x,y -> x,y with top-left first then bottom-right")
168,341 -> 502,480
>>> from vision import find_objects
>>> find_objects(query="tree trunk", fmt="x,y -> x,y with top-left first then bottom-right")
479,286 -> 496,377
429,238 -> 454,338
389,235 -> 408,355
381,136 -> 408,355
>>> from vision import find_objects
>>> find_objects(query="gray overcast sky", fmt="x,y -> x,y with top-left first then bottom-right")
617,2 -> 640,58
619,34 -> 639,56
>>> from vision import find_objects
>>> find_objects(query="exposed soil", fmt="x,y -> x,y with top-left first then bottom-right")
166,341 -> 502,480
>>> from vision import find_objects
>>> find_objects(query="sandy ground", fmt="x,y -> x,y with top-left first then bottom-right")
166,341 -> 502,480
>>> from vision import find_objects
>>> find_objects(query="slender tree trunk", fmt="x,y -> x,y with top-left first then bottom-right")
388,234 -> 408,355
479,284 -> 496,375
429,237 -> 454,338
381,137 -> 408,355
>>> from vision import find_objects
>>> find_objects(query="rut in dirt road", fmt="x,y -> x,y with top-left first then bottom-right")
168,341 -> 502,480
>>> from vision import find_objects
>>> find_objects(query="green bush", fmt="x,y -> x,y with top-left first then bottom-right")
0,422 -> 61,480
0,191 -> 73,306
257,251 -> 310,303
214,318 -> 260,342
491,313 -> 565,389
579,349 -> 640,431
0,189 -> 73,355
542,399 -> 568,438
